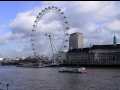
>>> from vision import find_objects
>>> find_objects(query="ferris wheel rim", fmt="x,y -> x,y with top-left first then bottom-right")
30,6 -> 70,58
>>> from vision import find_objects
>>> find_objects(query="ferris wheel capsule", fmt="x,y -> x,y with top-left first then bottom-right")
58,9 -> 61,12
64,45 -> 67,48
31,40 -> 34,42
30,38 -> 33,41
39,12 -> 42,15
30,6 -> 70,60
65,39 -> 69,42
32,29 -> 35,31
34,20 -> 37,23
32,48 -> 34,51
30,34 -> 34,37
64,21 -> 68,24
65,33 -> 69,36
65,27 -> 70,30
52,6 -> 54,8
55,7 -> 58,9
60,12 -> 64,14
48,6 -> 51,9
31,43 -> 35,45
32,24 -> 35,27
41,9 -> 45,12
48,34 -> 51,37
36,16 -> 40,19
63,16 -> 67,18
45,8 -> 47,10
44,33 -> 47,36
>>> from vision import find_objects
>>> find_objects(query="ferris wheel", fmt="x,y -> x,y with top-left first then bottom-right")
30,6 -> 70,64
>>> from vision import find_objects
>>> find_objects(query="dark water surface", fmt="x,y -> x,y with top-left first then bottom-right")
0,66 -> 120,90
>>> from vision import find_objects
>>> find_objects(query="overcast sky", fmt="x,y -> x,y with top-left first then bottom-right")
1,1 -> 120,58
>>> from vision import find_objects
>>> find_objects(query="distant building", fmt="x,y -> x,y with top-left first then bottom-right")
69,32 -> 84,49
65,44 -> 120,66
64,33 -> 120,66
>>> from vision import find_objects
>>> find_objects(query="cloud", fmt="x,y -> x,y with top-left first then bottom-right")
9,6 -> 70,57
72,1 -> 105,13
42,1 -> 120,45
10,11 -> 35,34
105,19 -> 120,32
4,1 -> 120,58
0,25 -> 12,44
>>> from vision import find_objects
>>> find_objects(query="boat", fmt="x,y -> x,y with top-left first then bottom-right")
58,67 -> 86,73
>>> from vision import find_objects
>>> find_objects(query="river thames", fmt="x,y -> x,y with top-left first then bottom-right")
0,66 -> 120,90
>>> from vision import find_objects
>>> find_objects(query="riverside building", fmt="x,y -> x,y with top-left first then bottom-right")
65,34 -> 120,66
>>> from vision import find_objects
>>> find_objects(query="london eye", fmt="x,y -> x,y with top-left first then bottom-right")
30,6 -> 70,64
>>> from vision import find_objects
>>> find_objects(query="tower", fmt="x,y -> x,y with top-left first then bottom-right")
113,33 -> 117,45
69,32 -> 84,49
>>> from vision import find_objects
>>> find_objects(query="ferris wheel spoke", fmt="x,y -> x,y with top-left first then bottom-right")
30,6 -> 70,61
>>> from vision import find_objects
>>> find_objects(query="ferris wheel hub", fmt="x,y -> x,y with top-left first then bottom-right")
30,6 -> 70,64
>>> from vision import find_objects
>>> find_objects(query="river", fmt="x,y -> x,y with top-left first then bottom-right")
0,66 -> 120,90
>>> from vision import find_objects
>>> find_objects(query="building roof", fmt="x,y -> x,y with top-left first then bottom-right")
67,44 -> 120,53
68,48 -> 90,53
91,44 -> 120,49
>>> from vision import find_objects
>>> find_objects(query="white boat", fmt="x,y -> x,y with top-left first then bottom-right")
59,67 -> 86,73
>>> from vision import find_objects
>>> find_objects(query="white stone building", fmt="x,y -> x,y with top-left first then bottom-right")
69,32 -> 84,49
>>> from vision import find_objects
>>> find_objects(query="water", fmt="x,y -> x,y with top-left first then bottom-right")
0,66 -> 120,90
